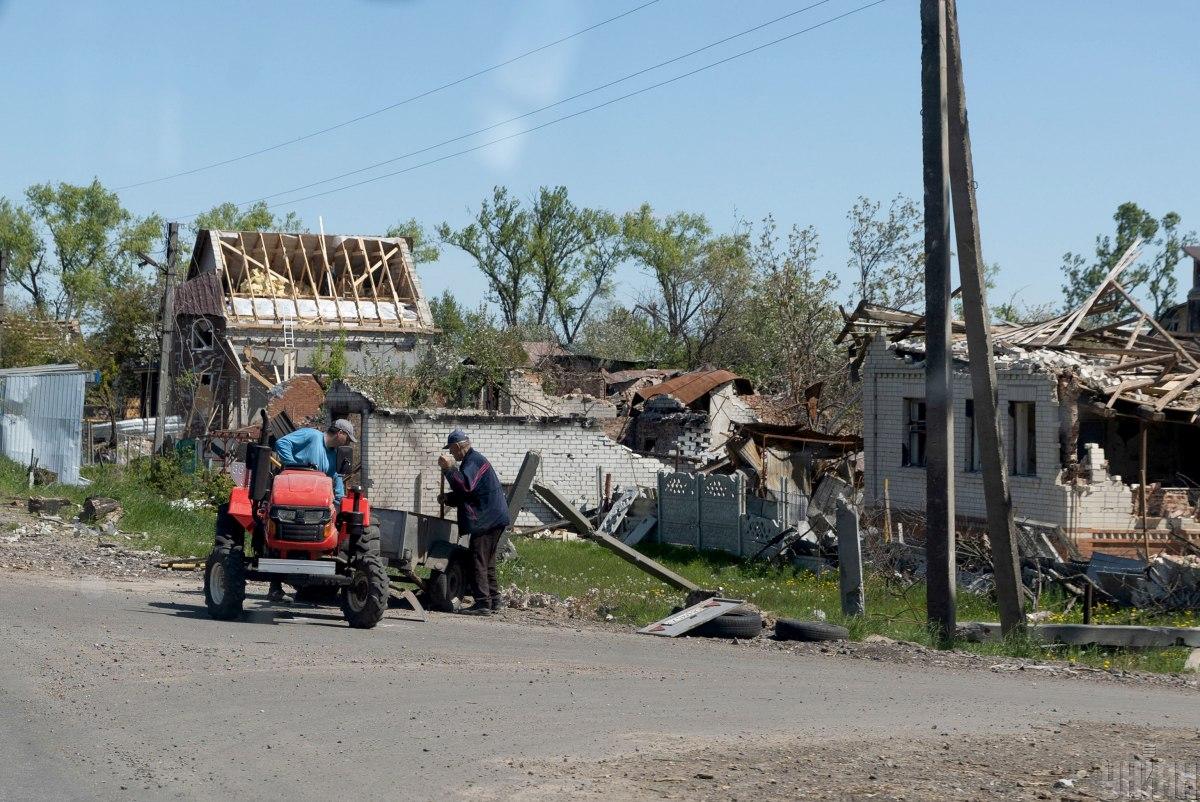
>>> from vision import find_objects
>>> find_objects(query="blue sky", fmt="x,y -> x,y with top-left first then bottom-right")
2,0 -> 1197,314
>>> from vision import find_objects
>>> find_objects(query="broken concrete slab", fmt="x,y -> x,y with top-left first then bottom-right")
623,516 -> 657,546
1185,648 -> 1200,673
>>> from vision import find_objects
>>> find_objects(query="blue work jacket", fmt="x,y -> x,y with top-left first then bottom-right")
443,448 -> 510,535
273,428 -> 345,503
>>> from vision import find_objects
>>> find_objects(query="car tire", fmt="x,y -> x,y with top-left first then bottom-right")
688,609 -> 764,639
774,618 -> 849,642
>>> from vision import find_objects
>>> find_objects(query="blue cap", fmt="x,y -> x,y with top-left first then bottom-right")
444,428 -> 470,448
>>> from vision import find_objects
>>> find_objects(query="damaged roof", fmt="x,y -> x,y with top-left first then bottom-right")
635,369 -> 753,407
841,241 -> 1200,421
178,229 -> 435,331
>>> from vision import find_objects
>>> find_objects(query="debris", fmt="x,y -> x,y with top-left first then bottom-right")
168,497 -> 209,512
1185,649 -> 1200,673
81,496 -> 123,526
622,516 -> 657,546
638,598 -> 749,638
27,497 -> 70,515
598,487 -> 639,535
773,619 -> 849,642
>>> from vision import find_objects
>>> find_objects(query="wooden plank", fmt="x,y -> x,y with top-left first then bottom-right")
1102,353 -> 1173,373
376,240 -> 403,311
1106,378 -> 1159,408
315,234 -> 343,325
236,233 -> 260,322
1056,240 -> 1143,345
1110,281 -> 1200,368
1154,364 -> 1200,411
355,238 -> 380,316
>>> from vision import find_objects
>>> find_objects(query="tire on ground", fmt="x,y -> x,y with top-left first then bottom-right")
687,609 -> 764,639
425,551 -> 469,613
773,618 -> 849,642
204,547 -> 246,620
341,552 -> 389,629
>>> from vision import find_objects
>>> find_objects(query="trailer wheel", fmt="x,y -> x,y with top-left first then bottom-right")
426,553 -> 468,612
204,548 -> 246,620
341,553 -> 389,629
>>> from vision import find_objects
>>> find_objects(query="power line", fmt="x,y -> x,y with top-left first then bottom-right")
177,0 -> 888,219
206,0 -> 842,213
116,0 -> 665,191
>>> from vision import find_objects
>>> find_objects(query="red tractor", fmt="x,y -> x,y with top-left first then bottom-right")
203,413 -> 390,628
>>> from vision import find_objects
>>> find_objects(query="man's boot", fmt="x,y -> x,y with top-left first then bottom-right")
460,600 -> 492,616
267,581 -> 286,602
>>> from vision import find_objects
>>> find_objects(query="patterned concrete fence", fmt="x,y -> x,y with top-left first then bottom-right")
656,471 -> 799,559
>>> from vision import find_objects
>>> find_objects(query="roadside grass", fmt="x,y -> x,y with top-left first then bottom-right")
0,458 -> 215,558
499,538 -> 1194,674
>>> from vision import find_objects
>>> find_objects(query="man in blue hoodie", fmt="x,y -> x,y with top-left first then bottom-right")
266,418 -> 356,600
437,429 -> 510,615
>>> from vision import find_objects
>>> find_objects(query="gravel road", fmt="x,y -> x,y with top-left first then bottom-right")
2,571 -> 1198,801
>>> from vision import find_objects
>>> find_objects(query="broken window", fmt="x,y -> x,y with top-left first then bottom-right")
965,399 -> 981,472
191,318 -> 214,351
902,398 -> 926,468
1009,401 -> 1036,476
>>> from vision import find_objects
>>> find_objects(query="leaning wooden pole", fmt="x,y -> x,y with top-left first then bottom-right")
921,0 -> 956,643
944,0 -> 1024,635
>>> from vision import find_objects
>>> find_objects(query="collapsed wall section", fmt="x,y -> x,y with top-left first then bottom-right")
367,408 -> 673,525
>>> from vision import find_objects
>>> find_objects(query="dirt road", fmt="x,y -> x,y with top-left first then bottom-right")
2,572 -> 1198,801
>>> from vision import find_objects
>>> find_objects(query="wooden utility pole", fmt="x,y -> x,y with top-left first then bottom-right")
920,0 -> 956,643
153,222 -> 179,455
944,0 -> 1024,634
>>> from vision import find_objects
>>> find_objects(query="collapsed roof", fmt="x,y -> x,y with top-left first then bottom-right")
177,229 -> 435,331
839,241 -> 1200,422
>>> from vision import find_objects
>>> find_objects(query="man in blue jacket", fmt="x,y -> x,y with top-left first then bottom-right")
266,418 -> 356,600
437,429 -> 510,615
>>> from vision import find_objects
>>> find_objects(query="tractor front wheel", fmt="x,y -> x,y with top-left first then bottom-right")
341,553 -> 389,629
204,548 -> 246,620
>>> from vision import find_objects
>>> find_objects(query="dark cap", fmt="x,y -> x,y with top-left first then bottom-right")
444,428 -> 470,448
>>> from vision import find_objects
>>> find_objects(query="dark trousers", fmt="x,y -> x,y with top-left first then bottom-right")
469,525 -> 504,607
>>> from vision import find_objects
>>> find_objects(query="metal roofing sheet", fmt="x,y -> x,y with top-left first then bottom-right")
634,370 -> 753,406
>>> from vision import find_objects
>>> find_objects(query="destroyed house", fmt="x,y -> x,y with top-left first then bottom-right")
844,245 -> 1200,557
171,229 -> 436,433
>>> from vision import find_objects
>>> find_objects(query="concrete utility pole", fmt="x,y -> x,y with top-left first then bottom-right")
0,251 -> 6,368
153,222 -> 179,455
944,0 -> 1024,635
920,0 -> 956,642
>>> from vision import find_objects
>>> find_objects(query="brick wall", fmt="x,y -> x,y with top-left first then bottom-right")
366,407 -> 673,525
862,338 -> 1136,537
503,370 -> 617,419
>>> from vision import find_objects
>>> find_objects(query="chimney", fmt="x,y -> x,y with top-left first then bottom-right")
1187,245 -> 1200,333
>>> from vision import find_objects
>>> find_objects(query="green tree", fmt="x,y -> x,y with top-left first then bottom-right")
2,180 -> 161,319
191,200 -> 305,237
622,204 -> 751,367
1060,202 -> 1177,315
846,194 -> 924,310
574,303 -> 670,364
438,186 -> 531,328
386,217 -> 441,264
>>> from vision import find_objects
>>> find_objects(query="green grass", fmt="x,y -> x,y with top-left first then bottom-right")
498,538 -> 1195,674
0,458 -> 215,558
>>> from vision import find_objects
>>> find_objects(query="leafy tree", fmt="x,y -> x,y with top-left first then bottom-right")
438,186 -> 531,328
737,217 -> 843,407
386,217 -> 441,264
2,180 -> 161,319
1059,202 -> 1188,317
622,204 -> 751,367
551,210 -> 624,345
191,201 -> 305,237
846,194 -> 924,310
574,303 -> 670,365
428,288 -> 467,336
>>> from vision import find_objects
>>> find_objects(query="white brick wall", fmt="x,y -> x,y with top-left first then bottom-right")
862,338 -> 1136,534
366,408 -> 672,525
502,370 -> 617,419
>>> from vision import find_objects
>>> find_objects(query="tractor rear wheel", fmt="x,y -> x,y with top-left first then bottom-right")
426,553 -> 468,612
341,553 -> 389,629
204,548 -> 246,620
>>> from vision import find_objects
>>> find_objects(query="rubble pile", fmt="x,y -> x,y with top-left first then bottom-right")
0,510 -> 167,579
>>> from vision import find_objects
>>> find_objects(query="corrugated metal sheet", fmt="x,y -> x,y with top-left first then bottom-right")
0,364 -> 88,485
635,370 -> 753,407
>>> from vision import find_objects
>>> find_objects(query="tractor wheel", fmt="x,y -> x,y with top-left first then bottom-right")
426,553 -> 468,613
204,548 -> 246,620
341,553 -> 389,629
214,503 -> 244,551
354,523 -> 380,557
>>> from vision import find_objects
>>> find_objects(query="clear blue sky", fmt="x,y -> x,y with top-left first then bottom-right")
2,0 -> 1197,314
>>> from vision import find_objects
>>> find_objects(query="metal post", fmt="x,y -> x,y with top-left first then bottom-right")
944,0 -> 1023,634
153,222 -> 179,455
595,465 -> 604,527
921,0 -> 956,643
1140,422 -> 1150,558
837,499 -> 865,616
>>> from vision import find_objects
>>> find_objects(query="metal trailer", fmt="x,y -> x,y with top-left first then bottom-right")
325,382 -> 540,612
